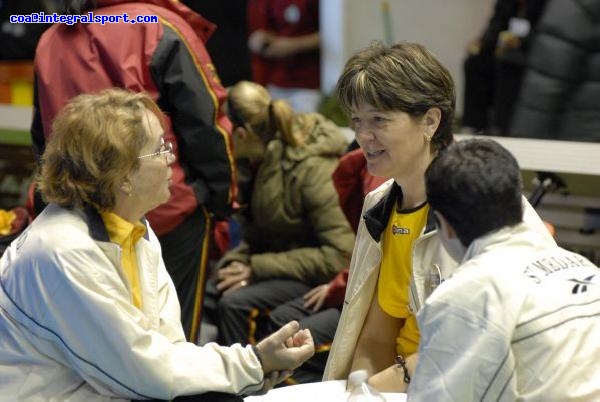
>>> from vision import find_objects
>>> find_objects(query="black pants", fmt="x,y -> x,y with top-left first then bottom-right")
213,279 -> 312,345
268,297 -> 341,384
462,52 -> 495,131
158,206 -> 211,342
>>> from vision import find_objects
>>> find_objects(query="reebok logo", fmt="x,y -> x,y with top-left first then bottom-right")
569,275 -> 596,294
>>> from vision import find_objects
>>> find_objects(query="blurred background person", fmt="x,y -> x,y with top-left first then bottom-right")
205,81 -> 354,348
461,0 -> 547,134
30,0 -> 236,342
0,89 -> 314,401
510,0 -> 600,142
247,0 -> 321,113
0,0 -> 54,60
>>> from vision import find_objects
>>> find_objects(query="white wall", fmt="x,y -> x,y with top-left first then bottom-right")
321,0 -> 496,116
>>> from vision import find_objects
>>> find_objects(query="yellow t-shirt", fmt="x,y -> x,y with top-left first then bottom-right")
378,201 -> 429,356
100,211 -> 146,309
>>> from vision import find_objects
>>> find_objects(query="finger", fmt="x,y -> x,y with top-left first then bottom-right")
303,295 -> 317,309
217,267 -> 238,280
275,370 -> 294,384
216,276 -> 239,291
312,296 -> 325,312
285,336 -> 294,348
303,287 -> 318,300
265,321 -> 300,346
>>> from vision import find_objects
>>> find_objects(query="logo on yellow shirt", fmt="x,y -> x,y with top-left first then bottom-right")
392,225 -> 410,235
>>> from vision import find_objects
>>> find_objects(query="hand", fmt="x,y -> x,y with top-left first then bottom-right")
261,36 -> 297,58
255,320 -> 315,374
248,29 -> 274,54
303,284 -> 330,312
216,261 -> 252,294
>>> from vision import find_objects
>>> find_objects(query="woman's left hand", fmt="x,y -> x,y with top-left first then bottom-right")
216,261 -> 253,294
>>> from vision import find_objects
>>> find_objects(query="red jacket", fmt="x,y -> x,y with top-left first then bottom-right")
31,0 -> 236,235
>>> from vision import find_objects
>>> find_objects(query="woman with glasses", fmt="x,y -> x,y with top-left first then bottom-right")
0,88 -> 314,400
208,81 -> 355,351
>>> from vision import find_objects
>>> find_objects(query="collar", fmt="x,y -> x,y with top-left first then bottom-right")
82,206 -> 149,243
99,211 -> 147,246
363,181 -> 437,242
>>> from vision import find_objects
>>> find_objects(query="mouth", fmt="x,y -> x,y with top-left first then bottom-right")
365,149 -> 385,158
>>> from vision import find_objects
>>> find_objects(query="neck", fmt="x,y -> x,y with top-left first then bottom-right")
394,152 -> 433,209
112,194 -> 144,224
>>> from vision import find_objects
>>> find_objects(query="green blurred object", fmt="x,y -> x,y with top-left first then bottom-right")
318,94 -> 349,128
381,1 -> 393,46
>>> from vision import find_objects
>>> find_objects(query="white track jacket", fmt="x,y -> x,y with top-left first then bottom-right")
0,204 -> 263,401
409,223 -> 600,401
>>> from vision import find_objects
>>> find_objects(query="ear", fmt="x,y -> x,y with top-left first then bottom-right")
424,107 -> 442,138
119,179 -> 133,196
434,210 -> 457,239
233,125 -> 249,140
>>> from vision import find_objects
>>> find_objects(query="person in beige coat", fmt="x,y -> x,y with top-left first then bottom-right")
209,81 -> 355,347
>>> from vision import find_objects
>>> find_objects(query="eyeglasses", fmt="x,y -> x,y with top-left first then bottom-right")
138,138 -> 173,160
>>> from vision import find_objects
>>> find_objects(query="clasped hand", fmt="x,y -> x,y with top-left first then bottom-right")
254,320 -> 315,390
216,261 -> 252,294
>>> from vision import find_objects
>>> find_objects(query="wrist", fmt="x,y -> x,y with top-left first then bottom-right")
252,344 -> 263,366
395,355 -> 411,384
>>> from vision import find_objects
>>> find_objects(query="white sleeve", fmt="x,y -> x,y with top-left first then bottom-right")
408,293 -> 517,402
33,247 -> 263,400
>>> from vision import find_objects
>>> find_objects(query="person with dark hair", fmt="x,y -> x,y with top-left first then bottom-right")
0,89 -> 314,401
408,138 -> 600,400
31,0 -> 237,342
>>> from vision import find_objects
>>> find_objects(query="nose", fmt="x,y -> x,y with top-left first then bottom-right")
166,151 -> 176,165
354,124 -> 375,145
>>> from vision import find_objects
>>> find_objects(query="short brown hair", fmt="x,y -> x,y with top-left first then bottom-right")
336,41 -> 455,152
37,88 -> 164,210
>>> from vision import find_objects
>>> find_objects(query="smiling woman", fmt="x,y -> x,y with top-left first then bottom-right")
323,41 -> 457,391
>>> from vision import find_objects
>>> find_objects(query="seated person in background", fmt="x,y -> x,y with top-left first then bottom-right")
409,138 -> 600,401
209,81 -> 355,346
0,89 -> 314,401
266,148 -> 387,384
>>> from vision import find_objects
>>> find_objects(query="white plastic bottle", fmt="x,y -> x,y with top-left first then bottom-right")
347,370 -> 386,401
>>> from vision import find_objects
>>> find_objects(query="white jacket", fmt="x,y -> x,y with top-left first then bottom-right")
0,204 -> 263,401
409,223 -> 600,401
323,180 -> 553,380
